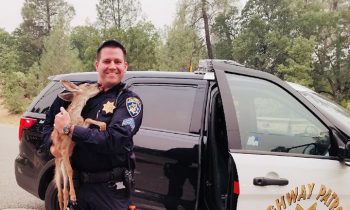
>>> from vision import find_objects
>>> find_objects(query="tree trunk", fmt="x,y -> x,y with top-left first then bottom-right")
201,0 -> 214,59
331,0 -> 338,11
111,0 -> 120,29
45,0 -> 51,34
117,0 -> 121,29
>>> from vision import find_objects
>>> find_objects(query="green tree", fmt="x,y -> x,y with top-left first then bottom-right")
157,4 -> 204,71
233,0 -> 350,103
0,29 -> 23,73
14,0 -> 75,72
124,22 -> 160,70
11,28 -> 42,72
96,0 -> 141,29
21,0 -> 75,36
292,0 -> 350,101
38,18 -> 83,87
277,36 -> 316,86
233,0 -> 294,75
212,2 -> 239,59
70,26 -> 101,70
175,0 -> 241,60
1,72 -> 36,113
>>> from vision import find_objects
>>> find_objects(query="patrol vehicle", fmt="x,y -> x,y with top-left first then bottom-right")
15,60 -> 350,209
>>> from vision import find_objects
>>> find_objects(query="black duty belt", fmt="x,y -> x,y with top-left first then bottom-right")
78,167 -> 125,184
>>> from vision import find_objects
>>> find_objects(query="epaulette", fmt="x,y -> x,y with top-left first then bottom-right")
115,83 -> 131,105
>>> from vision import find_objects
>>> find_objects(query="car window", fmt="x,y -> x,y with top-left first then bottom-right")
130,84 -> 197,133
225,73 -> 331,156
29,82 -> 63,114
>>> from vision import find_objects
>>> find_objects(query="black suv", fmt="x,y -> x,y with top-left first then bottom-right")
15,60 -> 350,210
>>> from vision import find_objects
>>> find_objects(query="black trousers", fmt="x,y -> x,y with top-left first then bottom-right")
73,182 -> 131,210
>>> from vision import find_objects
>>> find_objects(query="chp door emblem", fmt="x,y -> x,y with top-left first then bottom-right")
102,101 -> 116,114
126,97 -> 141,117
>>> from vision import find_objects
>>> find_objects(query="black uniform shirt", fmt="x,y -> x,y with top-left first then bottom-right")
43,82 -> 143,172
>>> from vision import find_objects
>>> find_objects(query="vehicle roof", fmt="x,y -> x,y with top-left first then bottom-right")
49,71 -> 206,82
287,82 -> 316,93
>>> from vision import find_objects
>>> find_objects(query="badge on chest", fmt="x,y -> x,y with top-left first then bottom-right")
102,100 -> 116,114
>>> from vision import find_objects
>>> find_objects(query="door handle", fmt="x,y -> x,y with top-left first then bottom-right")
253,177 -> 289,186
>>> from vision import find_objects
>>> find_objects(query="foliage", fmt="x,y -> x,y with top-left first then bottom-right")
0,29 -> 24,73
277,36 -> 316,86
232,0 -> 350,103
21,0 -> 75,36
96,0 -> 141,29
305,3 -> 350,101
70,22 -> 161,71
0,71 -> 38,113
70,26 -> 101,70
212,3 -> 239,59
13,0 -> 75,73
38,18 -> 83,87
2,0 -> 350,113
124,22 -> 161,70
157,3 -> 204,71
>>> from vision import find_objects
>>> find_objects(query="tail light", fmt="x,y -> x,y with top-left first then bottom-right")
233,180 -> 240,195
18,117 -> 37,141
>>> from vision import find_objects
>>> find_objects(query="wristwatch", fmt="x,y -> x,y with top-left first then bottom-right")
63,124 -> 72,135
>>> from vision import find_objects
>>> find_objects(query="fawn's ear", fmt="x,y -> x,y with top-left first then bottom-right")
61,80 -> 79,92
58,92 -> 74,102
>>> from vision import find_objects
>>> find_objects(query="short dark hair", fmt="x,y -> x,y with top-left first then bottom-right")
96,39 -> 127,60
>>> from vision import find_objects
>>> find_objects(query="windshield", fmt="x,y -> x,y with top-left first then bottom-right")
300,91 -> 350,126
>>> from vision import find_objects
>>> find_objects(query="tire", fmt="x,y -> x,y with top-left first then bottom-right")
45,180 -> 59,210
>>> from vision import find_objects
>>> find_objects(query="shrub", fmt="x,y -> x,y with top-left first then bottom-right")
1,71 -> 39,114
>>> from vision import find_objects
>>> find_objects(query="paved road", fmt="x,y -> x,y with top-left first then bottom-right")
0,123 -> 44,210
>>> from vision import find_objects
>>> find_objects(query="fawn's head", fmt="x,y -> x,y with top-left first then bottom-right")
58,80 -> 101,103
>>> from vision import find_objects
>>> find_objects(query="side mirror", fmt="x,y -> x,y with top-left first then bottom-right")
331,128 -> 350,161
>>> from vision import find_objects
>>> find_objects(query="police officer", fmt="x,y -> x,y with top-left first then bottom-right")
44,40 -> 142,210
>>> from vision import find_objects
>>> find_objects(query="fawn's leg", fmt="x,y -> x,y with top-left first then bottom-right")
84,118 -> 107,131
62,162 -> 69,210
55,158 -> 64,210
61,148 -> 77,204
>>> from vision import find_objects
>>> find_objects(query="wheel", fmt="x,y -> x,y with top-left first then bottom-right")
45,180 -> 59,210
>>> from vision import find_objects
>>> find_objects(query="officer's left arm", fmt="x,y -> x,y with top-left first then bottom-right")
72,93 -> 143,154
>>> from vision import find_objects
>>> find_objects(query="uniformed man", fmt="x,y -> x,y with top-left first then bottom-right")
43,40 -> 143,209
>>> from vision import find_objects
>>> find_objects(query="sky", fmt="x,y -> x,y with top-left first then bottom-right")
0,0 -> 179,33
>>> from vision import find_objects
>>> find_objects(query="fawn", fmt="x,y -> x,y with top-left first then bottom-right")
51,80 -> 106,210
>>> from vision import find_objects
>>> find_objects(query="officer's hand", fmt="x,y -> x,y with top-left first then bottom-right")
54,107 -> 71,134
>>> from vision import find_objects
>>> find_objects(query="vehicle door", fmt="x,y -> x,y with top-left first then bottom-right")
125,76 -> 207,210
212,61 -> 350,210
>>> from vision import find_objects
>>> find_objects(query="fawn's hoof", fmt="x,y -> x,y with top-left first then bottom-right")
71,200 -> 78,206
68,199 -> 78,209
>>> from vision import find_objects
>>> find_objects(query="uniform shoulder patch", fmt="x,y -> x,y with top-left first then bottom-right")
126,97 -> 141,117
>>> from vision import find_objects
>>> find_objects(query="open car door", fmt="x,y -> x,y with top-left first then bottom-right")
210,60 -> 350,210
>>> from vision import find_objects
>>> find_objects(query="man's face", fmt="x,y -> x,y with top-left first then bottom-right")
95,47 -> 128,89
